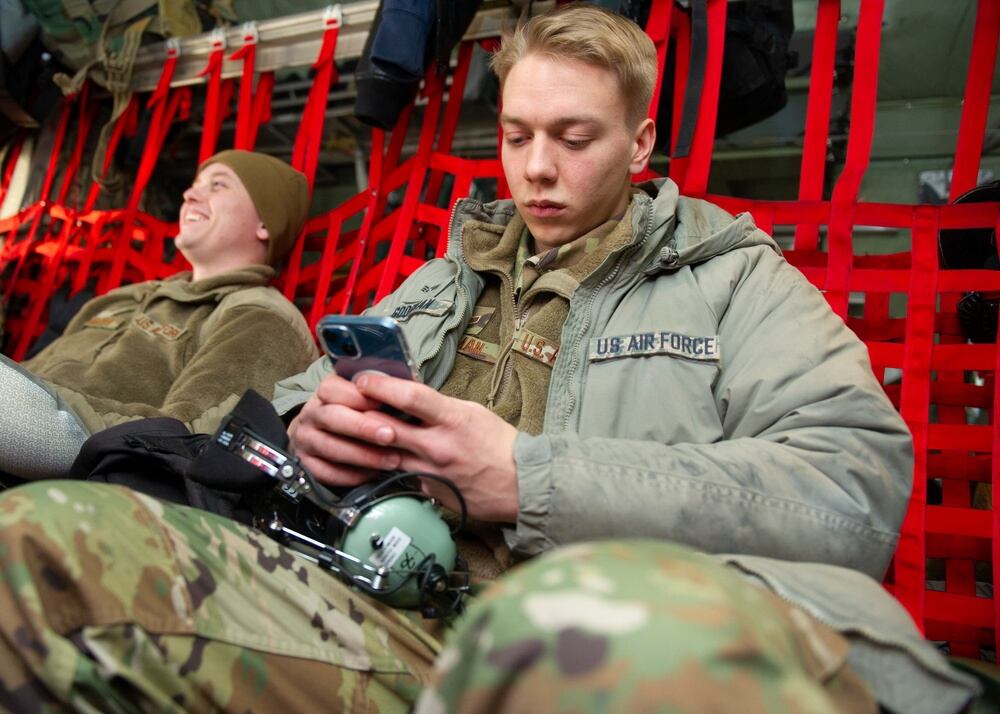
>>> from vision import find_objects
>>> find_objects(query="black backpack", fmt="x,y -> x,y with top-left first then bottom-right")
69,390 -> 286,522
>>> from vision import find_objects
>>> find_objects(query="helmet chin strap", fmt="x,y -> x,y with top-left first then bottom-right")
213,412 -> 470,618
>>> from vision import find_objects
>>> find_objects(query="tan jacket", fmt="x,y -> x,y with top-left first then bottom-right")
26,266 -> 318,434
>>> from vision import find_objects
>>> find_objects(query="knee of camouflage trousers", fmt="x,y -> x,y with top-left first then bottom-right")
0,480 -> 441,713
414,539 -> 878,714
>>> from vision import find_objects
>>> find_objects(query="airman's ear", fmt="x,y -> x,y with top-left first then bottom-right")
629,118 -> 656,176
256,223 -> 269,242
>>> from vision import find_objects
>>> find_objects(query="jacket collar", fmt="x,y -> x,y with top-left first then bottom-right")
146,265 -> 275,303
447,178 -> 779,279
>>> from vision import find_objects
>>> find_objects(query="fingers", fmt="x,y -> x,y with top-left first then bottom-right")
297,452 -> 376,488
353,373 -> 453,425
315,370 -> 382,411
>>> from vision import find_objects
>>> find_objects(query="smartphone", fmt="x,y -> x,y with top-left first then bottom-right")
317,315 -> 420,383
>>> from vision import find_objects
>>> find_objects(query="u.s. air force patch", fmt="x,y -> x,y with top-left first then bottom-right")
589,331 -> 720,363
390,298 -> 453,322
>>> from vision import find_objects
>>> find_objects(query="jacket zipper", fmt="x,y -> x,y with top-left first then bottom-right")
486,271 -> 519,408
561,199 -> 655,432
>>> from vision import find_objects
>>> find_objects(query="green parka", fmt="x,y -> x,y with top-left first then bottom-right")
27,266 -> 318,435
273,180 -> 978,711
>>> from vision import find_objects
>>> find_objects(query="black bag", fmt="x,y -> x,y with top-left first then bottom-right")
656,0 -> 795,154
69,390 -> 287,522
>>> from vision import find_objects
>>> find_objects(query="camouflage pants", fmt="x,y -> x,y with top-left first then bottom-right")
0,482 -> 875,713
0,481 -> 439,712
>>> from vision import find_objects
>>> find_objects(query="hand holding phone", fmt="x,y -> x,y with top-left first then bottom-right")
317,315 -> 420,422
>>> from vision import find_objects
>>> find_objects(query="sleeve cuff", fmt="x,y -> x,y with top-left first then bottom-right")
504,431 -> 555,555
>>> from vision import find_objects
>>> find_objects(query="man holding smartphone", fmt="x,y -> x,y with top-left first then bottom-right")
0,5 -> 980,713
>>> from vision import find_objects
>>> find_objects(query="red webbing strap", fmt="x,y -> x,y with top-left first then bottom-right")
231,29 -> 258,151
341,128 -> 386,313
104,53 -> 185,292
794,0 -> 840,251
291,19 -> 341,192
668,9 -> 691,185
244,71 -> 274,150
10,87 -> 100,359
633,0 -> 673,184
950,0 -> 1000,201
72,210 -> 117,295
375,70 -> 445,301
55,82 -> 98,206
892,206 -> 939,630
3,99 -> 73,301
681,0 -> 726,197
645,0 -> 673,125
82,95 -> 140,214
0,134 -> 24,209
825,0 -> 884,318
197,40 -> 228,163
423,41 -> 474,209
929,7 -> 993,633
307,209 -> 346,327
11,205 -> 81,360
993,231 -> 1000,655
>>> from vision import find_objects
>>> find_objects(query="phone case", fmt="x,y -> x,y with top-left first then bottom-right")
316,315 -> 420,383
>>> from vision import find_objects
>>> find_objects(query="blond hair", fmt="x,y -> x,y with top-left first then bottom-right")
490,3 -> 658,127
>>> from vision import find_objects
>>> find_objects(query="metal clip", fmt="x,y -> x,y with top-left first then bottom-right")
240,21 -> 259,45
323,4 -> 343,28
210,26 -> 227,51
166,37 -> 181,59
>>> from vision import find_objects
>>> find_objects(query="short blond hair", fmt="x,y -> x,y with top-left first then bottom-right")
490,3 -> 658,128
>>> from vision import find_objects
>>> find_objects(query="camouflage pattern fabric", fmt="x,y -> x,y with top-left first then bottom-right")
414,540 -> 878,714
0,480 -> 439,712
0,483 -> 877,713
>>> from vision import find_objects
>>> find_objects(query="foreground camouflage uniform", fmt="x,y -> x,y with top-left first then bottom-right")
0,481 -> 436,712
415,540 -> 876,714
0,482 -> 881,713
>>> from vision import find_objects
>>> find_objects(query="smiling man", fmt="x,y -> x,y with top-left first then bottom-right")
0,6 -> 981,714
0,150 -> 317,480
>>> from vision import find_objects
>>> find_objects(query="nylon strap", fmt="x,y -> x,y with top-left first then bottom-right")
291,20 -> 340,188
893,206 -> 939,630
3,99 -> 73,302
197,42 -> 227,163
231,31 -> 259,150
672,0 -> 707,158
794,0 -> 840,250
825,0 -> 884,318
949,0 -> 1000,201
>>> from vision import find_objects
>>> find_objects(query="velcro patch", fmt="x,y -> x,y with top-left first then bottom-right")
134,314 -> 187,341
464,306 -> 496,336
457,335 -> 500,364
85,314 -> 126,330
589,331 -> 720,363
84,306 -> 133,330
512,328 -> 559,367
390,298 -> 453,322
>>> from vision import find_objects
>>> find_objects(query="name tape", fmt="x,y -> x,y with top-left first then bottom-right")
589,331 -> 720,363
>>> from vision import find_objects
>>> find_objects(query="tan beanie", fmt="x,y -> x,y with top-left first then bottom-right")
198,150 -> 309,265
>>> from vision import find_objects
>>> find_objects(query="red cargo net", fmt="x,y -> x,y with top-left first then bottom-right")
0,0 -> 997,660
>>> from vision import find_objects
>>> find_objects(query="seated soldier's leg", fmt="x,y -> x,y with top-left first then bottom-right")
0,355 -> 89,480
416,540 -> 876,714
0,481 -> 441,713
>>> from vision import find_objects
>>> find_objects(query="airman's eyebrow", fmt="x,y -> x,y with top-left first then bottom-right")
499,113 -> 603,130
198,168 -> 231,182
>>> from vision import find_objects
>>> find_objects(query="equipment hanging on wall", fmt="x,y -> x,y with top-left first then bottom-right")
938,179 -> 1000,344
